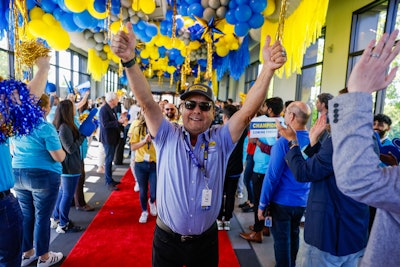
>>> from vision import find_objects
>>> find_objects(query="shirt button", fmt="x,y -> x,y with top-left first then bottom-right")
190,214 -> 193,217
334,103 -> 339,107
191,198 -> 194,201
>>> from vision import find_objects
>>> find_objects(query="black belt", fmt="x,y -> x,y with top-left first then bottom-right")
0,189 -> 11,200
156,217 -> 216,242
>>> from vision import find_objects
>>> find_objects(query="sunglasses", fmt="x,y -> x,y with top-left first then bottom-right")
184,100 -> 213,111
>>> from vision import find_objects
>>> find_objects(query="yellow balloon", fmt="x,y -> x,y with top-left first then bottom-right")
263,0 -> 276,16
47,30 -> 70,51
223,23 -> 235,34
29,7 -> 44,20
110,21 -> 121,34
42,13 -> 56,26
65,0 -> 87,13
140,0 -> 156,14
140,49 -> 149,58
132,0 -> 140,11
189,41 -> 201,50
103,44 -> 110,53
87,1 -> 108,19
27,20 -> 48,39
216,46 -> 229,57
167,66 -> 176,74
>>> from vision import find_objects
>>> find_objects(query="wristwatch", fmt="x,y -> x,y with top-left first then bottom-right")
121,57 -> 136,68
288,139 -> 299,149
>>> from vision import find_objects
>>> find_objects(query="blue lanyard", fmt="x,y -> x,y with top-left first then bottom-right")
183,133 -> 209,179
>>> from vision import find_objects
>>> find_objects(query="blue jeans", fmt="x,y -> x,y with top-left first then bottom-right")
52,174 -> 80,227
0,193 -> 23,267
270,202 -> 305,267
243,154 -> 254,203
300,242 -> 364,267
13,168 -> 60,257
103,144 -> 116,185
134,161 -> 156,211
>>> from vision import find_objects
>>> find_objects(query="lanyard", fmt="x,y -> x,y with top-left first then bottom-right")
183,132 -> 209,187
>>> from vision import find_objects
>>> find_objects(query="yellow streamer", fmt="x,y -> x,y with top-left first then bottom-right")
260,0 -> 329,78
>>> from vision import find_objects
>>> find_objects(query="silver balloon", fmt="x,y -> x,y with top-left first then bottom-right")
95,43 -> 104,51
220,0 -> 229,6
249,28 -> 261,42
121,0 -> 132,8
130,15 -> 140,24
201,0 -> 208,8
86,37 -> 96,48
84,29 -> 93,39
98,51 -> 108,60
122,8 -> 129,20
93,32 -> 104,43
216,6 -> 226,18
208,0 -> 220,9
203,7 -> 216,21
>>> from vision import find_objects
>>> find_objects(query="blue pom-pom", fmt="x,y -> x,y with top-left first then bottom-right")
0,79 -> 44,143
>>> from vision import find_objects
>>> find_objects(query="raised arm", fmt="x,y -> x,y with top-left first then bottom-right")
27,57 -> 51,99
228,36 -> 286,143
111,23 -> 162,137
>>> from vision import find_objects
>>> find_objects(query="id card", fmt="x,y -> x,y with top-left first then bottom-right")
143,153 -> 150,162
265,216 -> 272,227
201,189 -> 212,210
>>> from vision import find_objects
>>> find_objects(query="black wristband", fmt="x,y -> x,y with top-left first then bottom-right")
121,57 -> 136,68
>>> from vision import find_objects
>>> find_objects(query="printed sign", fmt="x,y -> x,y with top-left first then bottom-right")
249,116 -> 279,138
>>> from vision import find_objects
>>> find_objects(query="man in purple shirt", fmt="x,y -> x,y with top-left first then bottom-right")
111,22 -> 286,266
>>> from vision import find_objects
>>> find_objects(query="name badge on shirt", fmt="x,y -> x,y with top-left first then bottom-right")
201,189 -> 212,210
144,153 -> 150,162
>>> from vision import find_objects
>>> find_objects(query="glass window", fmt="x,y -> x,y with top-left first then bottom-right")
0,36 -> 8,50
59,50 -> 71,69
296,28 -> 325,126
0,50 -> 9,78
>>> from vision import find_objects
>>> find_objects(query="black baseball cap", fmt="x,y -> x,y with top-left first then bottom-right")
180,84 -> 214,102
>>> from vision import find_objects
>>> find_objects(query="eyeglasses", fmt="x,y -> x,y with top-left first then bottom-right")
184,100 -> 213,111
165,108 -> 174,111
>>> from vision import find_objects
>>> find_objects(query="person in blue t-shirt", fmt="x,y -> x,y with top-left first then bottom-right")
0,56 -> 52,267
258,101 -> 311,267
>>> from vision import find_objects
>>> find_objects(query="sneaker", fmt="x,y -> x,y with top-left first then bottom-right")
148,199 -> 157,216
139,211 -> 148,223
134,182 -> 140,192
21,253 -> 38,266
37,251 -> 63,267
56,221 -> 83,234
217,220 -> 224,231
50,218 -> 59,229
224,220 -> 231,231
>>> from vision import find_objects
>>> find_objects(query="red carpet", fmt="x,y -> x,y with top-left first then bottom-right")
62,168 -> 240,267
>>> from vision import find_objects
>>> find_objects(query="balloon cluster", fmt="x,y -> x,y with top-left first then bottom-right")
201,0 -> 229,21
225,0 -> 267,36
159,10 -> 184,38
27,7 -> 70,50
0,79 -> 44,143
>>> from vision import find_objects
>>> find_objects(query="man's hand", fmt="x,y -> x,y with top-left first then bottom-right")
35,56 -> 50,70
380,152 -> 399,166
275,118 -> 296,140
258,208 -> 265,221
309,114 -> 327,146
111,22 -> 137,62
262,35 -> 287,72
347,30 -> 400,93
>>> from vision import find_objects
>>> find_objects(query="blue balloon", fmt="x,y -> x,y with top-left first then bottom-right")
146,24 -> 158,37
165,9 -> 174,21
185,0 -> 196,4
176,17 -> 184,30
225,10 -> 237,25
187,3 -> 203,19
57,0 -> 70,13
175,55 -> 184,65
53,7 -> 65,21
61,13 -> 81,32
229,0 -> 237,9
158,46 -> 166,57
178,4 -> 188,17
94,0 -> 107,13
137,20 -> 146,31
235,5 -> 252,22
236,0 -> 247,5
159,20 -> 169,36
45,82 -> 56,93
40,0 -> 57,13
142,58 -> 149,64
235,22 -> 250,37
249,0 -> 267,13
26,0 -> 37,9
248,13 -> 264,29
73,11 -> 98,29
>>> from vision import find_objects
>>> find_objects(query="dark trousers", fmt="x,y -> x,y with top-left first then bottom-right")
251,172 -> 265,232
74,161 -> 86,207
152,224 -> 218,267
103,144 -> 116,185
217,175 -> 240,221
243,154 -> 254,203
270,202 -> 305,267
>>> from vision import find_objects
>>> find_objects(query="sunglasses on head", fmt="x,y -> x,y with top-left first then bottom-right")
184,100 -> 213,111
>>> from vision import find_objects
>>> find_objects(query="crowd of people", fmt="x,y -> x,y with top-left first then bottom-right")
1,23 -> 400,267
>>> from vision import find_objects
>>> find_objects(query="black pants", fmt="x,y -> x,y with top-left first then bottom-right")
217,176 -> 240,221
152,224 -> 218,267
252,172 -> 265,232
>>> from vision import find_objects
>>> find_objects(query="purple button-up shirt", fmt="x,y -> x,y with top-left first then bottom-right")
154,119 -> 235,235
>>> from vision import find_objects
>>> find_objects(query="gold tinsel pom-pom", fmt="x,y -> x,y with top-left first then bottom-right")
18,40 -> 51,68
